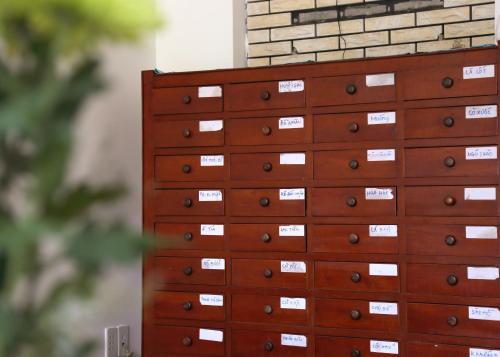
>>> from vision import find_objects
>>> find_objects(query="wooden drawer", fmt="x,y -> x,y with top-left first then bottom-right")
316,336 -> 401,356
228,224 -> 306,252
232,294 -> 308,325
314,112 -> 397,143
154,257 -> 226,286
154,291 -> 225,321
405,146 -> 498,178
310,224 -> 398,254
405,186 -> 498,217
153,325 -> 225,356
155,223 -> 225,251
407,263 -> 499,297
230,152 -> 308,181
310,73 -> 396,106
225,80 -> 305,111
312,187 -> 397,217
229,188 -> 305,217
405,106 -> 498,139
315,261 -> 400,293
154,189 -> 224,216
232,329 -> 309,356
152,86 -> 223,114
232,259 -> 308,289
155,154 -> 226,182
402,64 -> 497,100
406,224 -> 499,257
153,119 -> 224,148
315,149 -> 398,179
408,341 -> 500,357
407,303 -> 500,339
226,116 -> 308,146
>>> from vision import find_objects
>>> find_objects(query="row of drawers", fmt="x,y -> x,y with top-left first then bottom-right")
153,106 -> 498,148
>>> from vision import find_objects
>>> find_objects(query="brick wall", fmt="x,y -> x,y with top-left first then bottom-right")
246,0 -> 496,66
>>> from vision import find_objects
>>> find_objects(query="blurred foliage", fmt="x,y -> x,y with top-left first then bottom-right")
0,0 -> 161,356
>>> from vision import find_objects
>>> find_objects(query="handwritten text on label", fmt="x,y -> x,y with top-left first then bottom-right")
466,226 -> 498,239
370,340 -> 399,354
279,225 -> 305,237
369,302 -> 398,315
279,188 -> 305,200
369,225 -> 398,237
469,306 -> 500,321
367,149 -> 395,162
279,80 -> 304,93
280,153 -> 306,165
464,188 -> 496,201
463,65 -> 495,79
200,224 -> 224,236
280,297 -> 306,310
369,264 -> 398,276
366,73 -> 395,87
279,117 -> 304,129
466,105 -> 497,119
465,147 -> 497,160
365,188 -> 394,200
201,258 -> 225,270
199,329 -> 223,342
467,267 -> 500,280
367,112 -> 396,125
198,190 -> 223,202
281,261 -> 307,273
198,86 -> 222,98
281,334 -> 307,348
200,155 -> 224,166
469,348 -> 500,357
199,294 -> 224,306
199,120 -> 223,132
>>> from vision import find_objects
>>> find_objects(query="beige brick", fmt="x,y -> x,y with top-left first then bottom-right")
317,0 -> 364,7
247,13 -> 291,29
340,31 -> 389,49
270,0 -> 314,12
391,26 -> 442,44
248,57 -> 270,67
248,29 -> 270,44
366,43 -> 415,58
317,49 -> 364,62
294,37 -> 339,53
271,53 -> 315,65
472,35 -> 497,47
417,7 -> 469,26
445,19 -> 494,38
445,0 -> 493,7
472,3 -> 495,20
248,41 -> 291,57
247,1 -> 269,16
417,38 -> 470,52
317,19 -> 364,36
365,13 -> 415,31
271,25 -> 315,41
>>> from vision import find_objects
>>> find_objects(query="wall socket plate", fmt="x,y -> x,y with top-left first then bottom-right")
117,325 -> 130,357
105,327 -> 118,357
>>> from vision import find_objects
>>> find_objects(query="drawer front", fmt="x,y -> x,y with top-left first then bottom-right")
155,223 -> 225,251
405,146 -> 498,178
315,149 -> 398,179
225,81 -> 305,111
407,341 -> 499,357
229,188 -> 305,217
405,106 -> 498,139
310,74 -> 396,106
153,119 -> 224,148
314,112 -> 397,143
231,153 -> 308,181
226,116 -> 308,146
152,86 -> 223,114
154,257 -> 226,286
232,294 -> 308,325
154,291 -> 225,321
232,259 -> 308,289
405,186 -> 498,217
153,325 -> 225,356
232,329 -> 309,357
315,261 -> 400,293
154,189 -> 224,216
402,65 -> 497,100
228,224 -> 306,252
407,263 -> 499,297
310,224 -> 399,254
312,187 -> 397,217
315,298 -> 400,331
155,155 -> 226,182
408,303 -> 500,339
406,224 -> 499,257
316,336 -> 401,357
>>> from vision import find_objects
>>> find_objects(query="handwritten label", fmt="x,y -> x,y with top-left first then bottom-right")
199,294 -> 224,306
463,65 -> 495,79
279,188 -> 305,200
279,117 -> 304,129
470,348 -> 500,357
367,112 -> 396,125
199,120 -> 223,132
466,226 -> 498,239
198,190 -> 223,202
467,267 -> 499,280
367,149 -> 395,162
365,188 -> 394,200
198,86 -> 222,98
369,264 -> 398,277
369,225 -> 398,237
200,224 -> 224,236
201,258 -> 225,270
279,80 -> 304,93
466,105 -> 498,119
369,302 -> 398,315
464,187 -> 496,201
366,73 -> 395,87
281,261 -> 306,273
469,306 -> 500,321
280,297 -> 306,310
200,155 -> 224,166
281,334 -> 307,348
199,328 -> 223,342
370,340 -> 399,354
279,225 -> 305,237
466,147 -> 497,160
280,153 -> 306,165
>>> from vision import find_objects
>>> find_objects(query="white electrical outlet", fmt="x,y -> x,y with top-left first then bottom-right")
117,325 -> 130,357
105,327 -> 118,357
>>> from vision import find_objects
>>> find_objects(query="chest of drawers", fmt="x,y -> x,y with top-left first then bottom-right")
142,46 -> 500,356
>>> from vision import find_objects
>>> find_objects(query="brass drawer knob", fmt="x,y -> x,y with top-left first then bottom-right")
349,122 -> 359,133
182,164 -> 192,173
261,233 -> 272,243
444,156 -> 456,168
443,116 -> 455,128
349,160 -> 359,170
350,309 -> 362,320
349,233 -> 360,244
182,337 -> 193,347
442,77 -> 454,89
183,301 -> 193,311
182,95 -> 192,104
184,232 -> 193,241
444,196 -> 456,206
264,304 -> 273,314
445,235 -> 456,246
447,315 -> 458,326
346,84 -> 357,95
447,274 -> 458,286
351,349 -> 361,357
262,126 -> 272,136
261,90 -> 271,101
264,268 -> 273,278
260,197 -> 270,207
346,197 -> 357,207
182,128 -> 192,137
184,198 -> 193,208
351,272 -> 361,283
264,341 -> 274,352
183,266 -> 193,276
263,162 -> 273,172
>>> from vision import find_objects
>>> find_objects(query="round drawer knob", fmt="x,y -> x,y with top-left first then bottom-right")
184,198 -> 193,208
442,77 -> 454,89
444,196 -> 456,206
182,128 -> 192,138
447,274 -> 458,286
261,90 -> 271,101
183,266 -> 193,276
184,232 -> 193,241
443,116 -> 455,128
262,126 -> 272,136
182,164 -> 192,173
346,197 -> 357,207
264,341 -> 274,352
264,305 -> 273,314
261,233 -> 272,243
444,156 -> 456,168
182,337 -> 193,347
182,95 -> 192,104
351,349 -> 361,357
264,268 -> 273,278
349,122 -> 360,133
346,84 -> 357,95
349,160 -> 359,170
183,301 -> 193,311
263,162 -> 273,172
349,233 -> 360,244
351,272 -> 362,283
445,235 -> 456,246
447,315 -> 458,326
350,309 -> 362,320
260,197 -> 270,207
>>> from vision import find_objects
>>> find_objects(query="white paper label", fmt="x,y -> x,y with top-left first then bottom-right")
469,306 -> 500,321
281,334 -> 307,348
470,347 -> 500,357
279,225 -> 305,237
366,73 -> 395,87
279,188 -> 305,200
198,86 -> 222,98
365,188 -> 394,200
367,149 -> 396,162
200,155 -> 224,166
464,187 -> 496,201
201,258 -> 225,270
279,117 -> 304,129
280,153 -> 306,165
281,261 -> 306,273
370,340 -> 399,354
199,120 -> 223,132
199,294 -> 224,306
466,147 -> 497,160
200,224 -> 224,236
369,225 -> 398,237
369,302 -> 398,315
466,226 -> 498,239
279,80 -> 304,93
198,190 -> 223,201
463,65 -> 495,79
280,297 -> 306,310
466,105 -> 498,119
367,112 -> 396,125
369,264 -> 398,276
199,328 -> 223,342
467,267 -> 499,280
